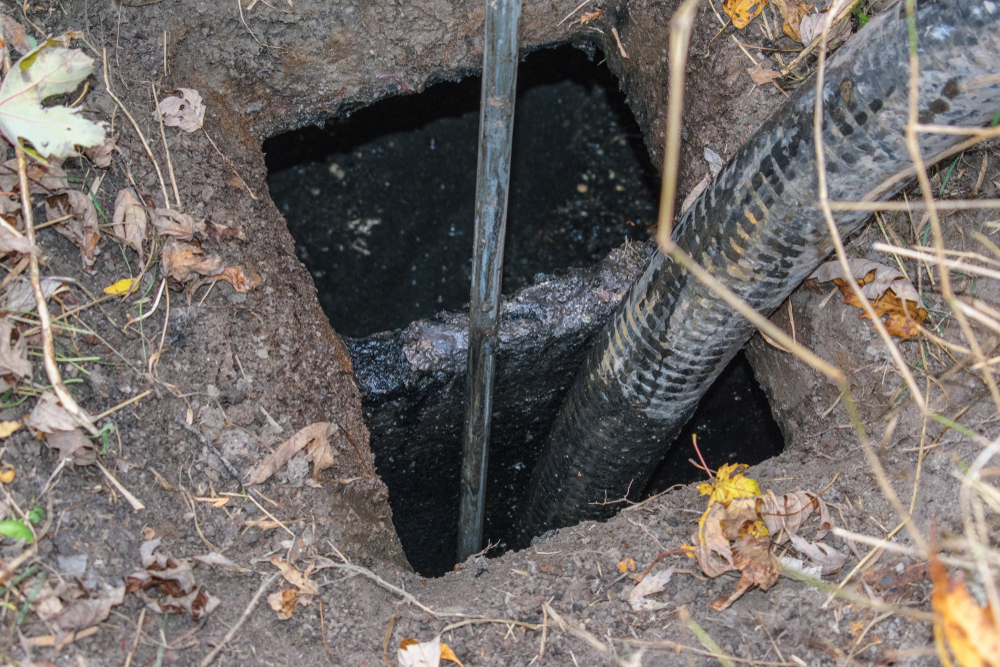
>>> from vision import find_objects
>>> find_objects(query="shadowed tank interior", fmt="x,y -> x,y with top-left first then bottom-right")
265,46 -> 784,576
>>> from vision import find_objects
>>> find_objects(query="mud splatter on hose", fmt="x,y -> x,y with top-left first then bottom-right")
520,0 -> 1000,542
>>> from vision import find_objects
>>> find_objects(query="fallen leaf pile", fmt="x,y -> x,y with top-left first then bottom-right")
680,463 -> 848,611
0,22 -> 258,399
125,538 -> 221,621
721,0 -> 855,80
807,259 -> 928,340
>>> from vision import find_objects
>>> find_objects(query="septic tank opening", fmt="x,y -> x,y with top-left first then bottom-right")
264,46 -> 657,338
265,46 -> 785,577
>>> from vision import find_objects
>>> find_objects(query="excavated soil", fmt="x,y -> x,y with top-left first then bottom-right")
0,0 -> 996,666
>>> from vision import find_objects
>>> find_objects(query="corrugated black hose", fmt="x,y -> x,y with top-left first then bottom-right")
519,0 -> 1000,543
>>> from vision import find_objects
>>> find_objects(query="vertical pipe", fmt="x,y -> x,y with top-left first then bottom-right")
457,0 -> 522,562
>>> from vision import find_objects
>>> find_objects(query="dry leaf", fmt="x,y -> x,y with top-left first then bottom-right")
787,531 -> 848,575
151,208 -> 205,241
205,219 -> 245,242
809,259 -> 927,340
269,557 -> 318,596
628,567 -> 674,611
192,552 -> 251,573
268,587 -> 301,620
747,62 -> 781,85
83,133 -> 117,168
248,422 -> 335,485
45,191 -> 100,272
126,538 -> 220,621
212,265 -> 262,293
45,429 -> 96,466
57,584 -> 124,634
157,88 -> 205,133
0,158 -> 69,195
722,0 -> 769,28
0,421 -> 21,438
799,12 -> 853,45
160,240 -> 223,285
770,0 -> 814,42
1,16 -> 33,55
26,391 -> 78,433
0,317 -> 31,383
2,275 -> 68,314
0,224 -> 36,256
711,536 -> 781,611
930,549 -> 1000,667
112,189 -> 146,263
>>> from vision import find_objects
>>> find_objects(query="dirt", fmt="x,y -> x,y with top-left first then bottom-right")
0,0 -> 996,666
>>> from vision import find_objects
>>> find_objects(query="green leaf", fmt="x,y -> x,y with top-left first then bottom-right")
0,40 -> 107,159
27,506 -> 45,524
0,519 -> 33,542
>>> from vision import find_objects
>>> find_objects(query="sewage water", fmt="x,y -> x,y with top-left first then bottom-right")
266,46 -> 784,576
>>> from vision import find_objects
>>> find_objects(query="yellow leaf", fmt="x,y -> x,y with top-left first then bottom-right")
0,421 -> 21,438
722,0 -> 769,28
618,558 -> 636,573
697,463 -> 761,506
930,550 -> 1000,667
104,278 -> 136,295
440,643 -> 464,666
0,463 -> 14,484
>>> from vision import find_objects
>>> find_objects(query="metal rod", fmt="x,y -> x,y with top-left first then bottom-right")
457,0 -> 522,562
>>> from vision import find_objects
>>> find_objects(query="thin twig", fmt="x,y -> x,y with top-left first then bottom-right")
101,48 -> 171,209
317,546 -> 464,618
150,83 -> 182,208
197,572 -> 280,667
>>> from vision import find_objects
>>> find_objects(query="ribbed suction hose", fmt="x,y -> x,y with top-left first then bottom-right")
519,0 -> 1000,543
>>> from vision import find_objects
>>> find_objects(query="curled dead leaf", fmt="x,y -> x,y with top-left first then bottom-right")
112,189 -> 147,263
628,567 -> 674,611
157,88 -> 205,133
45,191 -> 100,272
160,240 -> 223,285
126,538 -> 220,621
747,62 -> 781,85
27,391 -> 78,433
45,429 -> 96,466
711,536 -> 781,611
0,159 -> 69,196
2,275 -> 68,313
151,208 -> 205,241
248,422 -> 335,485
213,265 -> 262,293
1,16 -> 33,55
83,133 -> 117,168
809,259 -> 927,340
268,587 -> 301,620
0,224 -> 36,257
0,317 -> 31,384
